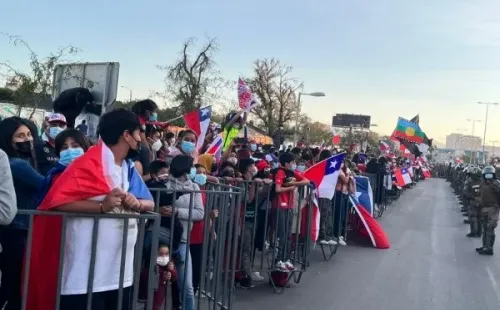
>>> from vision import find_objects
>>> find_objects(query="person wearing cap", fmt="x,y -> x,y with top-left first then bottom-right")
38,113 -> 67,175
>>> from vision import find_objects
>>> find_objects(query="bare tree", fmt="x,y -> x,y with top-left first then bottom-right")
158,37 -> 230,114
0,33 -> 79,117
246,58 -> 303,136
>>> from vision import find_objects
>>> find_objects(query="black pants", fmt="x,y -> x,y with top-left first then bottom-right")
59,287 -> 132,310
190,243 -> 203,295
333,191 -> 347,238
0,230 -> 27,310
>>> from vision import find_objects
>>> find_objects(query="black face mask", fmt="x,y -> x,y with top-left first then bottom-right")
15,141 -> 33,155
126,138 -> 142,160
211,163 -> 218,174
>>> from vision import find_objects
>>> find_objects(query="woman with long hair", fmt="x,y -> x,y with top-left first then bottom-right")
0,117 -> 45,309
162,155 -> 204,310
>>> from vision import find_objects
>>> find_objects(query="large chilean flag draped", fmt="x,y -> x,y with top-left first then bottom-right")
25,142 -> 153,310
349,194 -> 390,249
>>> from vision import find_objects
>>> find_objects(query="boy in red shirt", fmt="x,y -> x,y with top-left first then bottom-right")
271,153 -> 309,271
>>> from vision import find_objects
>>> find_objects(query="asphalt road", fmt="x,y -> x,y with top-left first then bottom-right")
233,178 -> 500,310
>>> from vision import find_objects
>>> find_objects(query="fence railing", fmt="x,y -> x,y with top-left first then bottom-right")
13,172 -> 408,310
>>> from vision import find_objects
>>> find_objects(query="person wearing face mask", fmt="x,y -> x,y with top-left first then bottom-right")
26,109 -> 154,310
39,113 -> 67,176
236,158 -> 266,286
0,117 -> 45,309
476,166 -> 500,255
139,244 -> 177,310
161,155 -> 204,310
134,124 -> 160,182
168,129 -> 199,164
190,164 -> 218,295
270,153 -> 309,271
38,129 -> 90,203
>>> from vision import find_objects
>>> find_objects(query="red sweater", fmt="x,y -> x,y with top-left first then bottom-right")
190,189 -> 207,244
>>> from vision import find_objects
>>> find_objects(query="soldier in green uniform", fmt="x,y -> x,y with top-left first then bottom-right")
476,166 -> 500,255
464,167 -> 482,237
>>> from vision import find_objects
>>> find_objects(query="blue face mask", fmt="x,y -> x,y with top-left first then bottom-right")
297,165 -> 306,172
181,141 -> 196,154
272,162 -> 279,169
290,164 -> 297,171
49,127 -> 64,139
149,113 -> 158,122
485,173 -> 494,179
250,144 -> 257,152
189,167 -> 197,180
194,173 -> 207,186
59,147 -> 84,166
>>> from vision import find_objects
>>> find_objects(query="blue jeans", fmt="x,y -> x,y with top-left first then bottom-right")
176,243 -> 194,310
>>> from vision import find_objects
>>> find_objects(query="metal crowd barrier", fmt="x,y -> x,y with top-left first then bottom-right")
19,210 -> 161,310
18,185 -> 243,310
209,180 -> 314,293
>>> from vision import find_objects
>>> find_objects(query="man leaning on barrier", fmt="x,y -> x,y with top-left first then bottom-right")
25,108 -> 154,310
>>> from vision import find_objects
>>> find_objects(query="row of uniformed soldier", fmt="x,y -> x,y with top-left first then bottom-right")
450,165 -> 500,255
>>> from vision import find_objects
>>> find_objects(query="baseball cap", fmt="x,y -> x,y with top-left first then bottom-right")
255,160 -> 270,172
48,113 -> 67,124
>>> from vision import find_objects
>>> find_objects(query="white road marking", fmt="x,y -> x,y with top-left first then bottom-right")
485,266 -> 500,308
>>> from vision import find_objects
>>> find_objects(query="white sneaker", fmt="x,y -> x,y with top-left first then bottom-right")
319,239 -> 329,245
284,260 -> 296,271
250,272 -> 264,281
275,261 -> 288,272
327,239 -> 337,245
338,237 -> 347,246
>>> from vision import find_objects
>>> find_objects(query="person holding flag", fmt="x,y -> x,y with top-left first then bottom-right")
222,110 -> 246,152
25,108 -> 154,310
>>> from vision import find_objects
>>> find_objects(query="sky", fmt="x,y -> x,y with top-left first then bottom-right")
2,0 -> 500,146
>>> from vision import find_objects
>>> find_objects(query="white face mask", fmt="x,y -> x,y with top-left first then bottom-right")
228,157 -> 238,165
169,138 -> 176,146
156,255 -> 169,266
485,173 -> 494,179
151,139 -> 162,152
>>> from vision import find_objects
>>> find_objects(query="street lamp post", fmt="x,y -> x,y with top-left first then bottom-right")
294,91 -> 326,145
467,118 -> 482,136
121,86 -> 133,103
490,140 -> 500,158
479,102 -> 498,164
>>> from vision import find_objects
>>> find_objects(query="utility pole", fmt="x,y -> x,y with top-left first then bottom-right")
490,140 -> 500,159
467,118 -> 481,136
479,102 -> 498,164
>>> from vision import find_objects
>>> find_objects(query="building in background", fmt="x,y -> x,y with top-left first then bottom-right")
445,133 -> 482,156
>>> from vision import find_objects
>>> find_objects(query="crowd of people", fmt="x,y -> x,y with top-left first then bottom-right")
0,98 -> 430,310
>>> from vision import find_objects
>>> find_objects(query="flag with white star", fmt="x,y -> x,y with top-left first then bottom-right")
304,152 -> 346,199
183,106 -> 212,149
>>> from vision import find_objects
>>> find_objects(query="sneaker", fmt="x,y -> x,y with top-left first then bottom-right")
284,260 -> 296,271
275,261 -> 288,272
327,239 -> 338,245
338,237 -> 347,246
319,240 -> 329,245
250,272 -> 264,282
